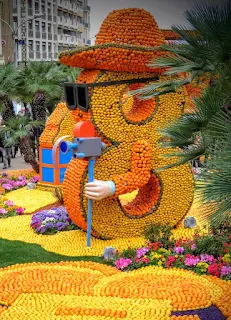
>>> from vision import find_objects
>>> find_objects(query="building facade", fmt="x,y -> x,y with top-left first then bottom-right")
1,0 -> 13,64
12,0 -> 90,62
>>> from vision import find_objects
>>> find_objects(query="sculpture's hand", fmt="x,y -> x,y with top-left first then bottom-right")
85,180 -> 115,200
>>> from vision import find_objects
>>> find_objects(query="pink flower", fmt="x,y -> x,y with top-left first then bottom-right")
4,200 -> 14,206
185,254 -> 200,266
114,258 -> 132,270
2,184 -> 13,191
0,208 -> 7,215
16,207 -> 24,215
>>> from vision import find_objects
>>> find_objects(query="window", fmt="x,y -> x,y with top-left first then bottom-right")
35,21 -> 40,31
28,0 -> 32,8
28,20 -> 33,30
13,0 -> 17,8
48,43 -> 52,52
13,17 -> 18,30
35,1 -> 39,11
42,43 -> 46,52
36,41 -> 40,52
41,5 -> 45,13
48,24 -> 51,33
48,8 -> 51,15
42,22 -> 46,32
28,40 -> 33,50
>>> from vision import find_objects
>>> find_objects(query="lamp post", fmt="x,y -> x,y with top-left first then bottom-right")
0,14 -> 43,67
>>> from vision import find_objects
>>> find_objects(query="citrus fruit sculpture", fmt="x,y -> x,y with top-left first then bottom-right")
40,8 -> 194,239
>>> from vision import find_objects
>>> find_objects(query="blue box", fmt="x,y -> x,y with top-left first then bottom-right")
59,149 -> 72,165
42,167 -> 54,183
41,149 -> 53,165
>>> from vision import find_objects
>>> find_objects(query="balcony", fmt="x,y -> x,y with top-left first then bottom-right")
84,5 -> 90,12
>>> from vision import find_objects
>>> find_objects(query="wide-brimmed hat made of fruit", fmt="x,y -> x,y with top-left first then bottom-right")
58,8 -> 168,74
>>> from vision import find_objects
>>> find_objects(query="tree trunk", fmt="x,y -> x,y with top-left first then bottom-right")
2,97 -> 15,122
32,90 -> 46,156
20,136 -> 39,173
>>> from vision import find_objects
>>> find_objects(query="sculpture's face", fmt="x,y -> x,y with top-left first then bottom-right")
63,69 -> 194,239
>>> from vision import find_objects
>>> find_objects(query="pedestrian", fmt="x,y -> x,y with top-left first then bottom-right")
1,130 -> 12,169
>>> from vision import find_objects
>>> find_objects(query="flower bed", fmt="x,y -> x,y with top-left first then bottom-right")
30,206 -> 78,234
0,197 -> 25,218
109,234 -> 231,280
0,173 -> 39,194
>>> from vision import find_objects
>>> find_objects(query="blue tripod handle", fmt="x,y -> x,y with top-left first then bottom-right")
87,158 -> 95,247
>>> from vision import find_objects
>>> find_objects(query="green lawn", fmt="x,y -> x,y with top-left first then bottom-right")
0,238 -> 105,268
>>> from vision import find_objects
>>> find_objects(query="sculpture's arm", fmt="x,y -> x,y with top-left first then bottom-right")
85,140 -> 152,200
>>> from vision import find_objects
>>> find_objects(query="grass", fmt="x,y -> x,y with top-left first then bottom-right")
0,238 -> 105,268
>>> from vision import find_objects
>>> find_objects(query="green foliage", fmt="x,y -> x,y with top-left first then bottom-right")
193,234 -> 226,258
0,115 -> 44,147
144,223 -> 174,247
0,64 -> 20,100
0,238 -> 104,268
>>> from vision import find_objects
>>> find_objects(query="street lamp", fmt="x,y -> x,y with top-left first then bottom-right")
0,13 -> 44,67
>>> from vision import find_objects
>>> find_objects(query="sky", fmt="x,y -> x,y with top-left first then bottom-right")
87,0 -> 227,43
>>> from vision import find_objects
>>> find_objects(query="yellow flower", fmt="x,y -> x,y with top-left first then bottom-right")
223,254 -> 231,264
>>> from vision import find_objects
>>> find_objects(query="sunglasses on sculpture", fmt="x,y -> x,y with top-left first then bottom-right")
64,76 -> 159,113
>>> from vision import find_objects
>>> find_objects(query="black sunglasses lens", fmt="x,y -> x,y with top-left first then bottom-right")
77,87 -> 88,112
65,85 -> 76,110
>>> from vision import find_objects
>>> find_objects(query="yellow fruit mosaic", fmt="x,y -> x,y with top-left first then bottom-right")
0,262 -> 230,319
4,188 -> 57,214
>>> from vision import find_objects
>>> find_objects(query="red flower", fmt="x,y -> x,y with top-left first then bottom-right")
208,263 -> 220,277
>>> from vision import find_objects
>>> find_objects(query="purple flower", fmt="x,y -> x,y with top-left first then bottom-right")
136,247 -> 149,258
221,266 -> 231,276
174,246 -> 185,254
191,244 -> 196,250
200,254 -> 215,264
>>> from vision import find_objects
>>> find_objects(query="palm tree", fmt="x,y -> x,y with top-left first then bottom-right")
17,62 -> 81,148
0,116 -> 44,173
131,1 -> 231,226
0,64 -> 19,122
